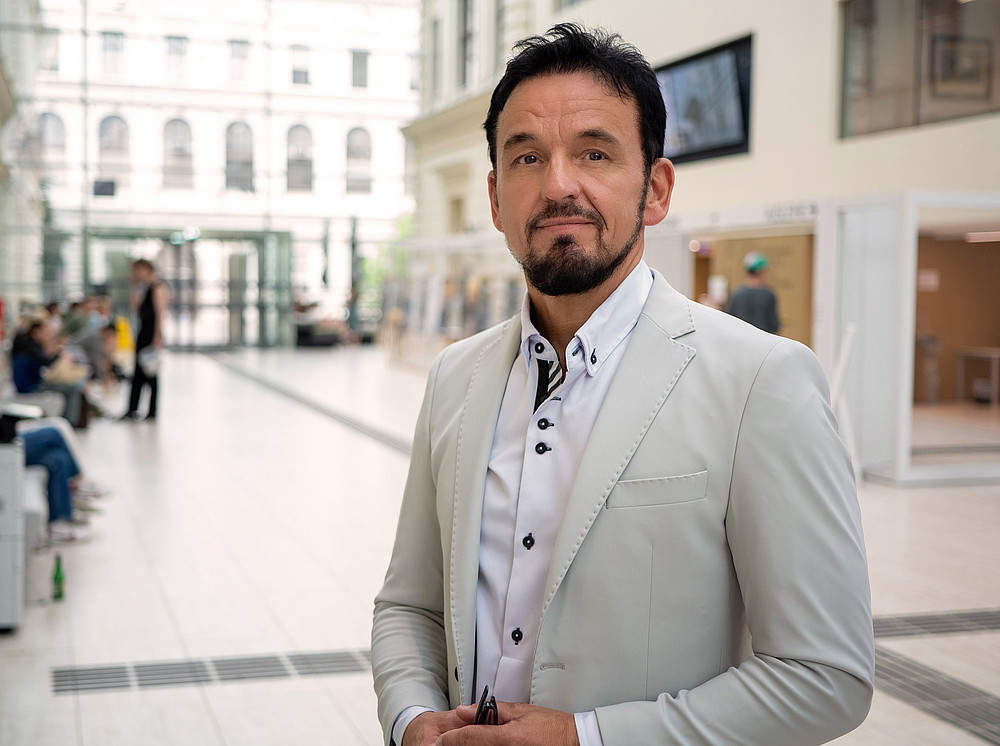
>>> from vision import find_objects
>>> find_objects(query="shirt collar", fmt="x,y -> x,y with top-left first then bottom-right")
519,259 -> 654,376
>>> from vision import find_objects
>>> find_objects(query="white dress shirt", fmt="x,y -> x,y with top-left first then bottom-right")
477,260 -> 653,745
392,261 -> 653,746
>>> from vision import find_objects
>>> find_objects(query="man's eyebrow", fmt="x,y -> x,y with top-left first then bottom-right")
501,132 -> 537,152
578,128 -> 620,145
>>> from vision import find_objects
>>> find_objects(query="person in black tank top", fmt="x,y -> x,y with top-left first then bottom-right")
120,259 -> 168,421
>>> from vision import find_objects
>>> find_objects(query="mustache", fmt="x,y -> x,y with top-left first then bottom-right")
527,202 -> 604,234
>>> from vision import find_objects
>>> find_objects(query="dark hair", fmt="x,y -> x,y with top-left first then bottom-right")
484,23 -> 665,173
132,258 -> 154,272
11,320 -> 44,356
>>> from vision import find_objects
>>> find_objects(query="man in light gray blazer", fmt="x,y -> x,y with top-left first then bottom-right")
372,24 -> 874,746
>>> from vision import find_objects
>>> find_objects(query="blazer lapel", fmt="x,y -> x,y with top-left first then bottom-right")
450,318 -> 522,703
540,274 -> 697,616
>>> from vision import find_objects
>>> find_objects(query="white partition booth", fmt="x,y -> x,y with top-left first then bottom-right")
819,191 -> 1000,486
651,190 -> 1000,487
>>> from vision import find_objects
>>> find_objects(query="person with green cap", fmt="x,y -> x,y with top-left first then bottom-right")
726,251 -> 780,333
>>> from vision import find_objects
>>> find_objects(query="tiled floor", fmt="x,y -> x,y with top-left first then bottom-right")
1,345 -> 998,745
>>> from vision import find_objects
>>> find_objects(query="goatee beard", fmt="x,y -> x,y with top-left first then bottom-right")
513,185 -> 647,297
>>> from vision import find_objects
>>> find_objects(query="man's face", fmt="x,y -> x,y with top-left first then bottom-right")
488,71 -> 672,297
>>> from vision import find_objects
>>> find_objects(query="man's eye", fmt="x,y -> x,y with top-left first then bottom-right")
516,154 -> 538,165
587,152 -> 605,161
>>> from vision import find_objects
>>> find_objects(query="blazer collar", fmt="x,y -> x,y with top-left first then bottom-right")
643,269 -> 697,340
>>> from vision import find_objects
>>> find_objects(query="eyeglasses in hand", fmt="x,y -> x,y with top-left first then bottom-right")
474,685 -> 498,726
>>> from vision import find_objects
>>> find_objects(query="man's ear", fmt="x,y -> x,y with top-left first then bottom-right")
488,170 -> 502,231
643,158 -> 675,227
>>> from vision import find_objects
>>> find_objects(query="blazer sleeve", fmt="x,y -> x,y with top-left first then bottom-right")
371,354 -> 452,746
595,339 -> 875,745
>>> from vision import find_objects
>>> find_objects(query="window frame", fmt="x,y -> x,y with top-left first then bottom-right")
291,44 -> 311,86
163,118 -> 194,189
229,39 -> 250,82
166,35 -> 188,79
286,125 -> 314,192
102,31 -> 124,75
345,126 -> 372,194
351,49 -> 369,89
225,121 -> 255,192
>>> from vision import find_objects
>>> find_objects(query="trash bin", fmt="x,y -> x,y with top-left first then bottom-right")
972,378 -> 993,404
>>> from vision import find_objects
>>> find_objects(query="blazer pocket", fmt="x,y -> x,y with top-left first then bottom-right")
606,470 -> 709,509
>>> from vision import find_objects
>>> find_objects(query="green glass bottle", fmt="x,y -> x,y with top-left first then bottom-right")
53,554 -> 65,601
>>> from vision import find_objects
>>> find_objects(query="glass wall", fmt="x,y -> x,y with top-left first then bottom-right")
842,0 -> 1000,136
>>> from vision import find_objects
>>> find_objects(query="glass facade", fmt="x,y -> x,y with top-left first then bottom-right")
843,0 -> 1000,136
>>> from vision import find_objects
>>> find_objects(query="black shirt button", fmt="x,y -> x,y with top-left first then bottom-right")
522,533 -> 535,550
511,628 -> 523,645
537,418 -> 551,430
535,442 -> 550,454
534,342 -> 544,354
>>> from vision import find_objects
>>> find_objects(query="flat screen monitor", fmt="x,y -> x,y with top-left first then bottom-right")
656,36 -> 752,164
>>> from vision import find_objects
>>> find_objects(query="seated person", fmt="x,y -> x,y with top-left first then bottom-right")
20,425 -> 91,543
17,415 -> 109,503
11,318 -> 89,428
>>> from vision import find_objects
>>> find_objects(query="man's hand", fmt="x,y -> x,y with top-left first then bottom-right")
402,710 -> 468,746
438,701 -> 580,745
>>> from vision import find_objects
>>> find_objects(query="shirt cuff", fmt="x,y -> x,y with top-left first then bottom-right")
575,711 -> 604,746
391,706 -> 435,746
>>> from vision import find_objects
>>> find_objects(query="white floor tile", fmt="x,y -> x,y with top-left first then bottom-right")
77,687 -> 223,746
0,703 -> 79,746
203,678 -> 370,746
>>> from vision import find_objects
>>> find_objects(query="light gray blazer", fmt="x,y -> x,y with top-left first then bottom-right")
372,271 -> 874,745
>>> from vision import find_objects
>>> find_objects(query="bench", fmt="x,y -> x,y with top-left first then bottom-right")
23,465 -> 46,555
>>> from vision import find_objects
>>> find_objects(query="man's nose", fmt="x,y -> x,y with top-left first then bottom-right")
541,155 -> 580,202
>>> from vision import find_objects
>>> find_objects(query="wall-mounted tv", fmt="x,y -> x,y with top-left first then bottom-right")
655,35 -> 752,164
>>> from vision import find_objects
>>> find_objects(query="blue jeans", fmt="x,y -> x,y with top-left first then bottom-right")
21,426 -> 81,523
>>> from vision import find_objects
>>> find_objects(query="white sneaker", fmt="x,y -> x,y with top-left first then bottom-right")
48,520 -> 92,543
74,480 -> 110,498
72,495 -> 101,513
70,511 -> 91,526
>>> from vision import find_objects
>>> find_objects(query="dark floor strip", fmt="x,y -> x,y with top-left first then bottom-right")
205,354 -> 412,455
135,660 -> 212,688
52,665 -> 132,693
874,609 -> 1000,638
876,646 -> 1000,744
287,650 -> 367,676
212,654 -> 291,681
52,648 -> 371,694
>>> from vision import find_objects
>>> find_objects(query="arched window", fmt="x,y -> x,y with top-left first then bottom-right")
39,112 -> 66,158
226,122 -> 254,192
287,125 -> 313,192
346,127 -> 371,194
163,118 -> 193,188
98,114 -> 129,185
